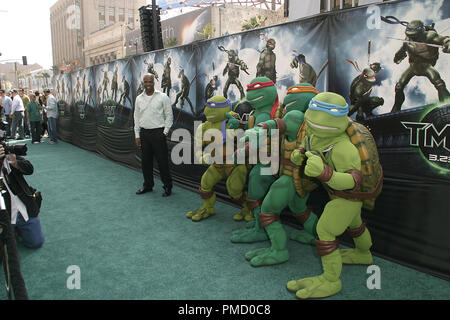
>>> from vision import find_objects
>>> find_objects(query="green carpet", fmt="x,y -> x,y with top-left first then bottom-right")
1,139 -> 449,300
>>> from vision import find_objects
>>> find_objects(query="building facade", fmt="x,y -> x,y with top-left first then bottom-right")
288,0 -> 390,21
50,0 -> 145,70
82,0 -> 146,66
50,0 -> 84,71
124,4 -> 287,57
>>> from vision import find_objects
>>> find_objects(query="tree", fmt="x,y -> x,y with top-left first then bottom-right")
51,65 -> 59,75
241,15 -> 267,31
17,74 -> 25,88
0,73 -> 6,90
34,74 -> 43,89
26,73 -> 32,89
42,72 -> 50,88
196,23 -> 214,40
164,37 -> 178,48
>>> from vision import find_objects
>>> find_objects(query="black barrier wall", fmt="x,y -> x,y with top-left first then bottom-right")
53,0 -> 450,280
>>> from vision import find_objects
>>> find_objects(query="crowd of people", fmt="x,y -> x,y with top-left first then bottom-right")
0,88 -> 58,144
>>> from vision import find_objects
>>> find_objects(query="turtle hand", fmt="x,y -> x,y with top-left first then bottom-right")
304,152 -> 324,177
291,149 -> 306,166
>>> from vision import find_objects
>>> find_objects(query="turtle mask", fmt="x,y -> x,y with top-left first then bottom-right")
305,92 -> 349,138
266,39 -> 276,51
405,20 -> 425,41
282,110 -> 305,141
246,77 -> 278,117
203,96 -> 232,123
283,83 -> 318,114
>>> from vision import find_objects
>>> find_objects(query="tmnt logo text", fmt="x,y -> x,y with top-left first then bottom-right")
402,121 -> 450,164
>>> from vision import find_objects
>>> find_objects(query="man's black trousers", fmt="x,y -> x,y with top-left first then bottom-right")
140,127 -> 172,190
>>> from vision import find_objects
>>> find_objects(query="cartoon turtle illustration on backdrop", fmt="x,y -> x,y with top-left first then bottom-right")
82,73 -> 87,102
256,38 -> 277,83
290,53 -> 317,86
161,57 -> 172,96
144,59 -> 159,82
56,79 -> 61,98
75,75 -> 81,101
220,46 -> 249,101
86,81 -> 95,106
205,75 -> 219,101
102,70 -> 110,102
172,69 -> 195,114
60,77 -> 66,102
382,17 -> 450,111
97,86 -> 103,104
346,59 -> 384,121
111,67 -> 119,102
118,75 -> 132,107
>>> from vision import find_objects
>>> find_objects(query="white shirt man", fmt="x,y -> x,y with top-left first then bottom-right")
45,92 -> 58,119
134,87 -> 173,138
10,91 -> 25,140
133,74 -> 173,197
45,90 -> 58,144
11,92 -> 25,113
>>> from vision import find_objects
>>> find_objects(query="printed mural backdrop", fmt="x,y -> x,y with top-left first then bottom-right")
53,0 -> 450,280
71,67 -> 97,151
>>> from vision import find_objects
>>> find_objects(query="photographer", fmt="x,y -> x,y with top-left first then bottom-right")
0,190 -> 28,300
0,145 -> 44,249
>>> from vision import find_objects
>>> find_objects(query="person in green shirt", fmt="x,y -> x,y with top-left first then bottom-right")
26,94 -> 42,144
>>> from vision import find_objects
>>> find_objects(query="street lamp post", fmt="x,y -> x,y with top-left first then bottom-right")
129,39 -> 139,56
121,23 -> 135,58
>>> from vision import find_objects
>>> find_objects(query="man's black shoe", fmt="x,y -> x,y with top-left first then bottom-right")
162,187 -> 172,197
136,187 -> 153,195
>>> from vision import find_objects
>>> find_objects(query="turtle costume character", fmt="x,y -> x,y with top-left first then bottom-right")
232,84 -> 320,267
392,20 -> 450,112
286,92 -> 383,299
227,77 -> 279,243
186,96 -> 252,222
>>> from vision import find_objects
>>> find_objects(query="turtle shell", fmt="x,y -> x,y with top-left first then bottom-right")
273,104 -> 287,119
346,120 -> 383,210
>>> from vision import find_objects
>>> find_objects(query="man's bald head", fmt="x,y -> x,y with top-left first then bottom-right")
143,73 -> 155,94
143,73 -> 154,81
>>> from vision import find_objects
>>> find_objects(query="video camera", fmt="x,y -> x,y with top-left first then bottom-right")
0,121 -> 27,156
